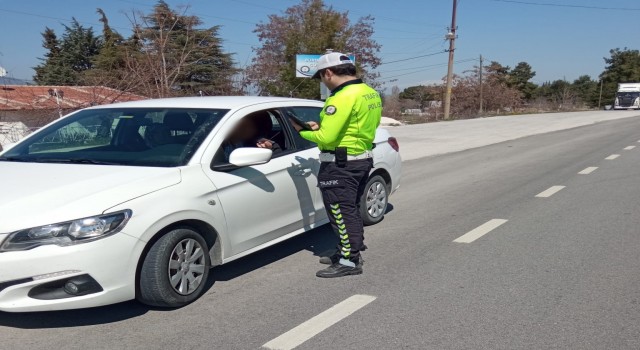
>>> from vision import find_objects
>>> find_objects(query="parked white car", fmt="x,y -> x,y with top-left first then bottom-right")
0,96 -> 401,312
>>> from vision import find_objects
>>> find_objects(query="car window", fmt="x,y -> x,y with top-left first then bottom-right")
0,108 -> 228,167
213,109 -> 297,166
285,106 -> 323,150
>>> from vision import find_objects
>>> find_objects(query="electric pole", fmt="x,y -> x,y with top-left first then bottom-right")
443,0 -> 458,120
598,79 -> 604,109
479,54 -> 484,114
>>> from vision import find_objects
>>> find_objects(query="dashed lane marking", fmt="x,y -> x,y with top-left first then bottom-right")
606,154 -> 620,160
262,295 -> 377,350
624,146 -> 636,150
453,219 -> 508,244
578,167 -> 598,175
536,185 -> 566,198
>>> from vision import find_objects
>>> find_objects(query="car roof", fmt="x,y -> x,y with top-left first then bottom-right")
86,96 -> 322,110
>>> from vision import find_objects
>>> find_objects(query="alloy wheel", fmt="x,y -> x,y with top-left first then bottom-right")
168,238 -> 207,295
366,181 -> 387,218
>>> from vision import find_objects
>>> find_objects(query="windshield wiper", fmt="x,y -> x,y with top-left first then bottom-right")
35,158 -> 123,165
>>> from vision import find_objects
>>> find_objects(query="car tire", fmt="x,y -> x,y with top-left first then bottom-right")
360,175 -> 388,226
138,228 -> 211,308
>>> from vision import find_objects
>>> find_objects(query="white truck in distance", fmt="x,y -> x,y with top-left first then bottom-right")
614,83 -> 640,110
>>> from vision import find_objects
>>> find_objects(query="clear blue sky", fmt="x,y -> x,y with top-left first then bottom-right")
0,0 -> 638,91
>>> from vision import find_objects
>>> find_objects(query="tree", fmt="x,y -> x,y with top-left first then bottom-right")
33,19 -> 101,85
126,1 -> 237,97
382,85 -> 402,117
399,85 -> 438,109
535,80 -> 577,110
599,48 -> 640,104
510,62 -> 537,100
449,61 -> 522,118
572,75 -> 598,108
81,9 -> 139,95
486,61 -> 511,86
247,0 -> 381,99
33,28 -> 77,85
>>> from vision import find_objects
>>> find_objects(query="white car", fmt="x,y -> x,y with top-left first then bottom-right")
0,96 -> 401,312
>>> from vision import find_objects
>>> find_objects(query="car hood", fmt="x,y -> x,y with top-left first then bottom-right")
0,163 -> 181,233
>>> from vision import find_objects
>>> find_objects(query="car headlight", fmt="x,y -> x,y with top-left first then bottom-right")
0,210 -> 132,252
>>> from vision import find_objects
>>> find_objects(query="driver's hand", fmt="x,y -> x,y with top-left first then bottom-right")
256,138 -> 273,149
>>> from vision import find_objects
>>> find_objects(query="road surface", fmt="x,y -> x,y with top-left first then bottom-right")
2,113 -> 640,349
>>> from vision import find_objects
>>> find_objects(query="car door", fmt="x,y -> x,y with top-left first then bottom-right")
283,105 -> 328,221
202,107 -> 320,256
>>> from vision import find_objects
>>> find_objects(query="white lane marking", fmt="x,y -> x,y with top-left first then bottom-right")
262,295 -> 376,350
536,185 -> 566,198
624,146 -> 636,150
578,167 -> 598,175
453,219 -> 508,244
606,154 -> 620,160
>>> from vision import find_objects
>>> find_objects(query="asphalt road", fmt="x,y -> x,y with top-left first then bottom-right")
2,116 -> 640,349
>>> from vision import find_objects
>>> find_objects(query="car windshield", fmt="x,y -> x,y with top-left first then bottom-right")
0,107 -> 229,167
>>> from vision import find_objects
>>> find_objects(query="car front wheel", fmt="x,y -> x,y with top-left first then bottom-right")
138,228 -> 211,308
360,175 -> 388,226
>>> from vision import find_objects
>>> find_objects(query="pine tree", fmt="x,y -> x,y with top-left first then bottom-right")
127,1 -> 238,97
33,20 -> 102,85
33,28 -> 76,85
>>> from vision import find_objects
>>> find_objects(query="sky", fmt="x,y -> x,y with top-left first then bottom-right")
0,0 -> 639,91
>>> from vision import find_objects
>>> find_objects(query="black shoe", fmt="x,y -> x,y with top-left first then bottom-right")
316,261 -> 363,278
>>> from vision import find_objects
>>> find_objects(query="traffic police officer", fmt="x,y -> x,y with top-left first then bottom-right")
292,52 -> 382,278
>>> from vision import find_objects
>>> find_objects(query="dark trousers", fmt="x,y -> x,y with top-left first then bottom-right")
318,159 -> 373,261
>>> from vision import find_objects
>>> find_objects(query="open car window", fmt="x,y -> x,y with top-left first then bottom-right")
0,108 -> 229,167
212,109 -> 298,167
284,106 -> 323,150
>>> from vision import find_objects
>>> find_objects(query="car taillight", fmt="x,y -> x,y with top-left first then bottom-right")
388,137 -> 399,152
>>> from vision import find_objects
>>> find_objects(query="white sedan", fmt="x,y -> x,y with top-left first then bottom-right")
0,96 -> 401,312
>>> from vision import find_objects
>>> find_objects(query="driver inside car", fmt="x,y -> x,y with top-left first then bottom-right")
222,111 -> 282,162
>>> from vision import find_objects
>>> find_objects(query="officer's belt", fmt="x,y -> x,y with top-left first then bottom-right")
319,151 -> 373,162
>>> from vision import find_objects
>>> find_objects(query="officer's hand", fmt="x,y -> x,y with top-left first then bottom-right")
307,121 -> 320,130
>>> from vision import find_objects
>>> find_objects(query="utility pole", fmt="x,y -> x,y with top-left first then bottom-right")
443,0 -> 458,120
479,54 -> 484,114
598,79 -> 604,109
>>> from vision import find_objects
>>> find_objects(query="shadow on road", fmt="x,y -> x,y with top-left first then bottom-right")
212,224 -> 336,282
0,224 -> 338,329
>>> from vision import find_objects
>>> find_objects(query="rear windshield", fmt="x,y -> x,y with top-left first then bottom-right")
0,108 -> 229,167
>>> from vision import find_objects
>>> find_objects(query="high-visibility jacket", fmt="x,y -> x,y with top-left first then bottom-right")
300,79 -> 382,155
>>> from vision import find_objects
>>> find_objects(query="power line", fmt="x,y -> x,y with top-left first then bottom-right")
380,58 -> 476,81
379,58 -> 476,73
378,51 -> 447,66
489,0 -> 640,11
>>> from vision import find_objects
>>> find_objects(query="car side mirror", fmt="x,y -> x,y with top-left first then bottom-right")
212,147 -> 273,171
